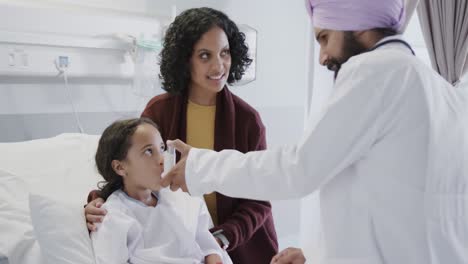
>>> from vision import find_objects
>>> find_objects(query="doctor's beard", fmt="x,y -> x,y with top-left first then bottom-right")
328,31 -> 368,80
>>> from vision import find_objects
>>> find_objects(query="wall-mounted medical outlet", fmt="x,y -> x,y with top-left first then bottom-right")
20,51 -> 29,67
8,52 -> 15,66
0,44 -> 134,79
5,48 -> 29,69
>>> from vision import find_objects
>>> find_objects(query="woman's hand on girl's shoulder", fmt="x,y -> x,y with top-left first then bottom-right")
84,198 -> 107,231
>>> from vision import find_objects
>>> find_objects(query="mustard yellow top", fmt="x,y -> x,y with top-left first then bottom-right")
186,100 -> 218,225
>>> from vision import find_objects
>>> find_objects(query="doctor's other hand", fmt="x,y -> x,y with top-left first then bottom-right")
161,139 -> 192,193
270,247 -> 306,264
84,198 -> 106,232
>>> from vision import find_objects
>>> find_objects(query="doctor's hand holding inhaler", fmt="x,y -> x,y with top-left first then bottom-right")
161,139 -> 192,192
162,140 -> 191,192
162,143 -> 176,178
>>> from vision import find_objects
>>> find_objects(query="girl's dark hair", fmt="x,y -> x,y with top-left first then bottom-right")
95,117 -> 159,200
159,7 -> 252,95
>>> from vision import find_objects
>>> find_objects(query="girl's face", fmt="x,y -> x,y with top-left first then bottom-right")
114,123 -> 165,192
189,26 -> 232,96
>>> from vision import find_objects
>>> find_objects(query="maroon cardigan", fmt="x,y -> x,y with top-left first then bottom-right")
142,87 -> 278,263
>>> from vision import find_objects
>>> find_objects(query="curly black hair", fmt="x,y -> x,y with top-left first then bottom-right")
95,118 -> 159,200
159,7 -> 252,95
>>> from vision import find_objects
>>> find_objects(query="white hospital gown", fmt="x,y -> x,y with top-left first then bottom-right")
91,188 -> 230,264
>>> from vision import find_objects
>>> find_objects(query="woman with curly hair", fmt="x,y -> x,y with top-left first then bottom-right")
86,7 -> 278,263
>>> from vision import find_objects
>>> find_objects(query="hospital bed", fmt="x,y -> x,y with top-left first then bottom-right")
0,133 -> 101,264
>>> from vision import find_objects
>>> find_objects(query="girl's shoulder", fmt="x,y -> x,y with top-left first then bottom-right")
92,191 -> 140,233
101,190 -> 135,217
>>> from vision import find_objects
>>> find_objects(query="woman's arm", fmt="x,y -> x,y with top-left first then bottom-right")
84,198 -> 106,231
210,198 -> 273,251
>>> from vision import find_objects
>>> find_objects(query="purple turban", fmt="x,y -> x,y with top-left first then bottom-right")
306,0 -> 405,31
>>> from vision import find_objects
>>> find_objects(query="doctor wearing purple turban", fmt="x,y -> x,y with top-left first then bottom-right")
163,0 -> 468,263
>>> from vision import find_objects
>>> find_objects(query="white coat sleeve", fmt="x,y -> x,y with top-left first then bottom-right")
194,200 -> 224,259
91,210 -> 143,264
186,56 -> 411,200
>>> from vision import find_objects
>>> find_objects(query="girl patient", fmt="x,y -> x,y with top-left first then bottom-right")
91,117 -> 229,264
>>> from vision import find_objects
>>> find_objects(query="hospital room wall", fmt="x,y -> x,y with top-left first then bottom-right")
0,0 -> 165,141
225,0 -> 312,249
0,0 -> 312,250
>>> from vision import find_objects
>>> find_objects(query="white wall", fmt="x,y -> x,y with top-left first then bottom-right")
0,0 -> 166,140
220,1 -> 311,249
404,13 -> 431,65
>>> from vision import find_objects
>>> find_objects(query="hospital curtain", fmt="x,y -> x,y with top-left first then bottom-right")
417,0 -> 468,86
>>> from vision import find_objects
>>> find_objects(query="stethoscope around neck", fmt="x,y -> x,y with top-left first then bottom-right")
368,38 -> 416,55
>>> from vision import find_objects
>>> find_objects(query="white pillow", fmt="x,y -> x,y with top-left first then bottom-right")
0,133 -> 101,202
0,134 -> 101,264
0,168 -> 41,264
29,193 -> 95,264
0,168 -> 28,205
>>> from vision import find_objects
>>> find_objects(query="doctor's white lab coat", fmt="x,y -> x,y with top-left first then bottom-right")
184,36 -> 468,264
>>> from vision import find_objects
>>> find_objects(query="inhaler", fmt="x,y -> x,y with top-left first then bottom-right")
163,145 -> 175,177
